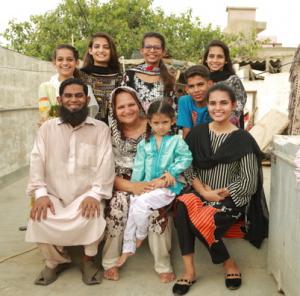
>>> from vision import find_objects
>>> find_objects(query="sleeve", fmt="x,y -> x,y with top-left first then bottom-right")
87,85 -> 99,118
26,125 -> 48,199
168,137 -> 193,179
130,141 -> 146,182
227,75 -> 247,114
177,96 -> 193,128
85,126 -> 116,201
184,165 -> 200,185
227,153 -> 258,207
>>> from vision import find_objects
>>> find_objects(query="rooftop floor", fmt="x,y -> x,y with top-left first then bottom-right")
0,168 -> 281,296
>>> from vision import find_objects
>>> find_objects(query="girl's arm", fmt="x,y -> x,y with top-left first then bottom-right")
192,177 -> 226,202
226,153 -> 258,207
114,176 -> 153,195
184,166 -> 225,202
167,137 -> 193,179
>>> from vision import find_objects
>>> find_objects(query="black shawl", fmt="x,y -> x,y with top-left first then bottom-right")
185,124 -> 269,248
209,70 -> 232,83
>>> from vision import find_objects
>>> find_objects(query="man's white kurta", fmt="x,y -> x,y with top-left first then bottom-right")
25,117 -> 115,246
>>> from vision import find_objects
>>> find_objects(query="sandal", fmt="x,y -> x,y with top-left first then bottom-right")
34,263 -> 70,286
225,273 -> 242,290
172,278 -> 196,295
81,260 -> 102,285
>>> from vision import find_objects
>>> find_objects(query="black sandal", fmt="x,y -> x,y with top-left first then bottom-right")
225,273 -> 242,290
172,278 -> 196,295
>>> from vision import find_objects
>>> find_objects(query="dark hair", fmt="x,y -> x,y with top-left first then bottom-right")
142,32 -> 175,95
145,100 -> 175,141
184,65 -> 210,83
53,44 -> 79,61
53,44 -> 80,78
203,40 -> 235,75
111,87 -> 145,139
59,78 -> 88,96
207,82 -> 236,103
83,32 -> 120,73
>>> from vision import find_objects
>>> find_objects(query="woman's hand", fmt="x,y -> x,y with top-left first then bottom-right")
202,189 -> 226,202
131,182 -> 154,195
151,178 -> 167,189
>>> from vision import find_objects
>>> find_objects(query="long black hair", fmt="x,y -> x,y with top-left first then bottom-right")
83,32 -> 120,73
145,100 -> 176,141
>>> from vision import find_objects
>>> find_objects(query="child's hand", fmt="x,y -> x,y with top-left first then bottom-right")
161,172 -> 176,187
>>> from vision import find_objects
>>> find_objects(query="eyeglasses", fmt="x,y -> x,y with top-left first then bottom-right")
143,45 -> 163,51
62,93 -> 85,99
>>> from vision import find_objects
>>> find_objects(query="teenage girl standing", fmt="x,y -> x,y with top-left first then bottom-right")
80,32 -> 121,123
203,40 -> 247,128
124,32 -> 175,112
38,44 -> 98,125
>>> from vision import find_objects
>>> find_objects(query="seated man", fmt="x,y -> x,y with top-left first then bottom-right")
25,78 -> 115,286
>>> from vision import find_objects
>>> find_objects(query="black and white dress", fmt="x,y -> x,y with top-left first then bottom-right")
175,124 -> 268,264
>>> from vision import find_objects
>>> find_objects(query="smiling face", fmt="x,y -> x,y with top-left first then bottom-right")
88,37 -> 111,66
185,75 -> 212,107
115,91 -> 141,125
141,37 -> 165,66
206,46 -> 226,72
148,113 -> 175,137
58,84 -> 89,112
53,48 -> 78,80
208,90 -> 236,123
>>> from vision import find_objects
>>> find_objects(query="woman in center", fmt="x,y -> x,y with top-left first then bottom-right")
116,100 -> 192,267
102,87 -> 180,283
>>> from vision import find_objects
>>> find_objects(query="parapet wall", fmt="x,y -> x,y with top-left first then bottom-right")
0,47 -> 55,182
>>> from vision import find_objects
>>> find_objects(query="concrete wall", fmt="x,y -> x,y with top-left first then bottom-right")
0,47 -> 55,182
225,7 -> 266,35
242,72 -> 290,122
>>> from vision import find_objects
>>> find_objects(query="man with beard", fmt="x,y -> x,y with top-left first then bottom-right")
25,78 -> 115,285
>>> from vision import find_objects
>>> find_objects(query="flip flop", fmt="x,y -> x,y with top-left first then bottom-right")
81,260 -> 102,285
34,263 -> 70,286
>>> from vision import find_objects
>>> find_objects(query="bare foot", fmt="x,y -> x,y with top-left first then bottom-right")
116,252 -> 133,268
159,272 -> 176,283
136,239 -> 143,248
103,267 -> 119,281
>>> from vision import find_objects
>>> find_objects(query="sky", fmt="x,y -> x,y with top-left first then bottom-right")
0,0 -> 298,47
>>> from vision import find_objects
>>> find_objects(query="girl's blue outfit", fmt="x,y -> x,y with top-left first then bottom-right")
131,134 -> 193,194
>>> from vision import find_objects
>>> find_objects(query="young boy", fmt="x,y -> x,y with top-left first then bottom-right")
177,65 -> 213,138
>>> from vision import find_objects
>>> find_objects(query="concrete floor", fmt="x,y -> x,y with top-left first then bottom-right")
0,168 -> 281,296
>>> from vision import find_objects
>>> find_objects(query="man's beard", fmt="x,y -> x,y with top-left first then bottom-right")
59,104 -> 89,127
